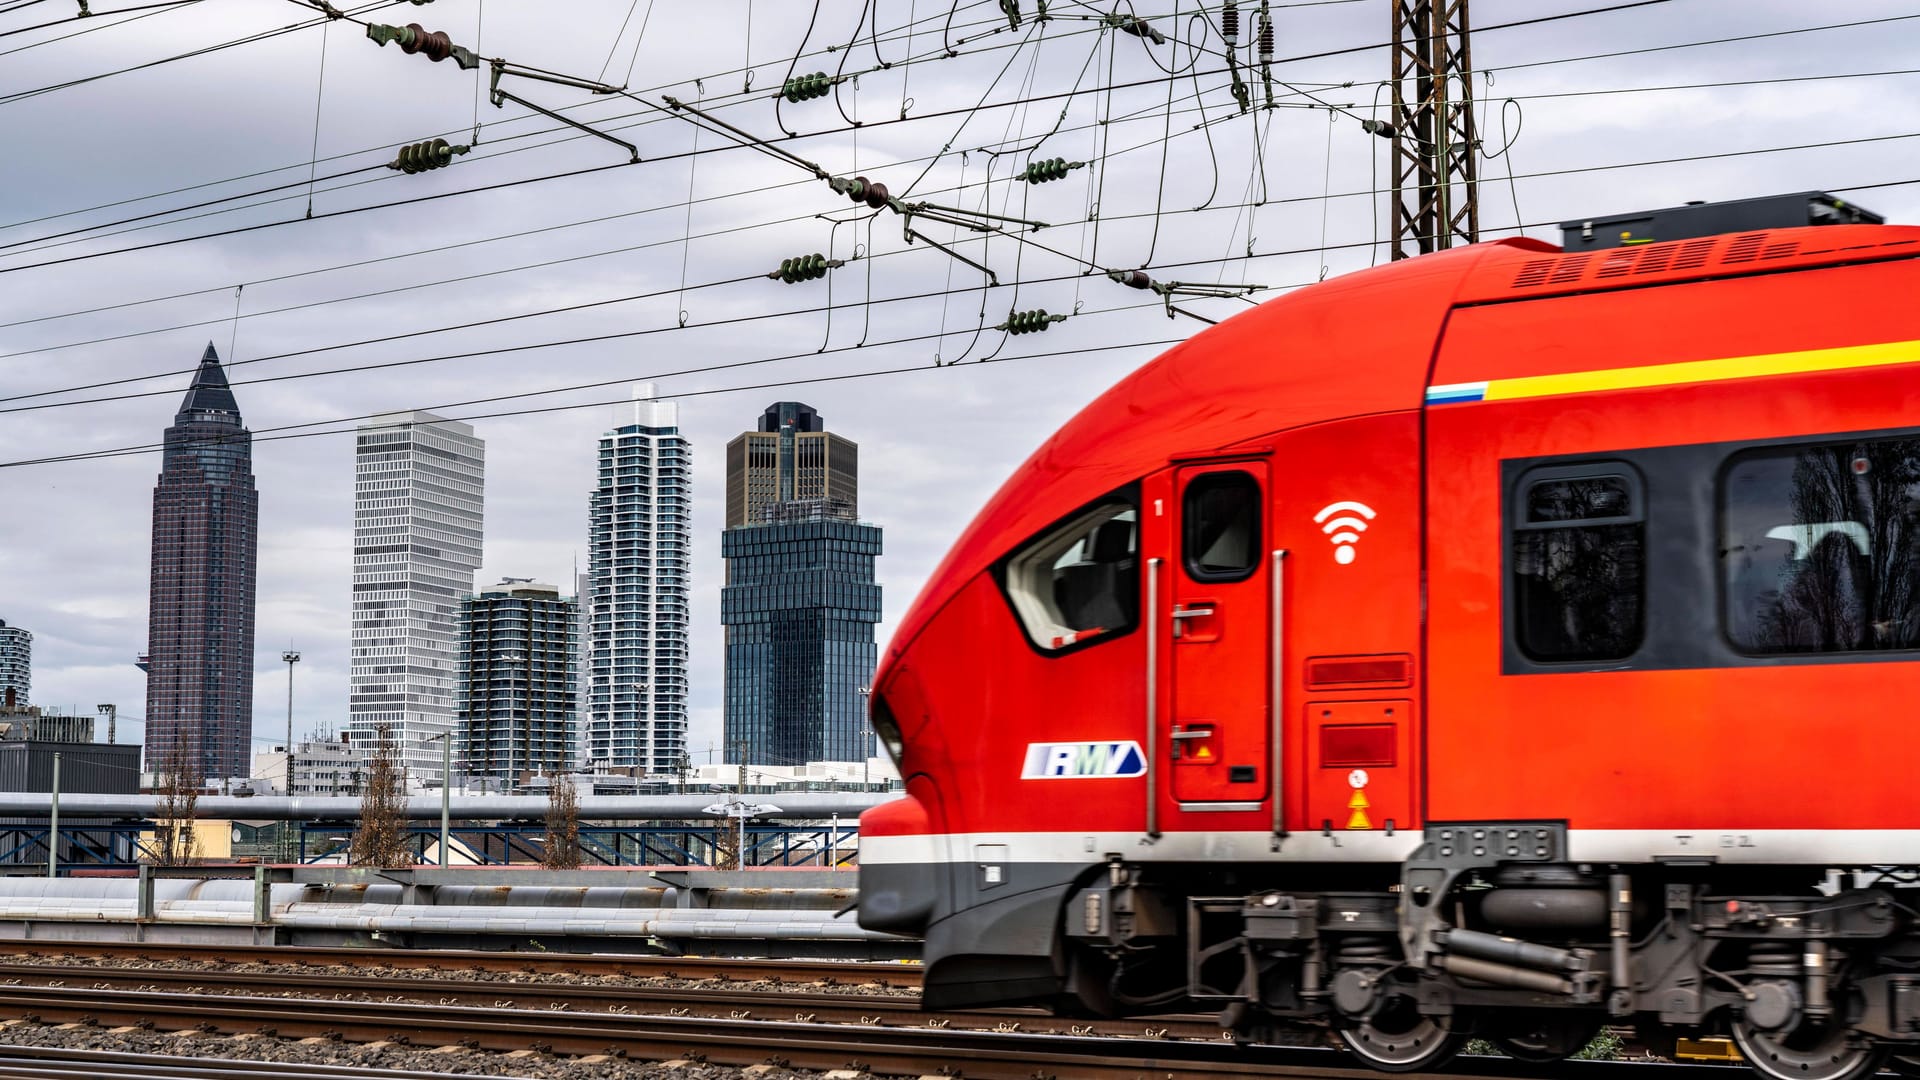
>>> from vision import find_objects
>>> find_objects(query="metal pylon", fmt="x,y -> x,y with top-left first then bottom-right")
1389,0 -> 1479,258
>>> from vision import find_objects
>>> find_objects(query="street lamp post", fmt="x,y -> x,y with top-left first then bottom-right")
280,651 -> 301,864
280,651 -> 301,791
427,732 -> 451,866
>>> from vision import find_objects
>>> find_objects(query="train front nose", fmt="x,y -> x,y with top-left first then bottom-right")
855,781 -> 940,936
855,666 -> 945,937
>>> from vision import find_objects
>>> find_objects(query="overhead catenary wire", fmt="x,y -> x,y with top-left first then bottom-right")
0,0 -> 1751,254
9,107 -> 1915,386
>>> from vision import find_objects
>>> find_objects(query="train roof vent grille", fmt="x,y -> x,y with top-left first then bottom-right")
1594,248 -> 1640,279
1721,233 -> 1768,263
1762,239 -> 1801,259
1512,260 -> 1553,287
1547,254 -> 1593,284
1632,243 -> 1678,274
1670,237 -> 1718,270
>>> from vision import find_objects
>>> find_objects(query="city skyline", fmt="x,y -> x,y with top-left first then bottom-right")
3,2 -> 1909,763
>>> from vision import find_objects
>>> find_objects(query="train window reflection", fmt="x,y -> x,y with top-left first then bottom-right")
1183,471 -> 1261,581
1722,437 -> 1920,654
1512,470 -> 1645,662
1003,498 -> 1139,652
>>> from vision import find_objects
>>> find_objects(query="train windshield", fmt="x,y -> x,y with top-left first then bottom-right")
1002,498 -> 1139,651
1722,436 -> 1920,653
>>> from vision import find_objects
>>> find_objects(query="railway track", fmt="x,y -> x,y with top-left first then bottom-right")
0,940 -> 922,989
0,1044 -> 519,1080
0,983 -> 1738,1079
0,960 -> 1224,1040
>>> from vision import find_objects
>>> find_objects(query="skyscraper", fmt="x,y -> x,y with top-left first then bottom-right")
349,412 -> 484,784
145,344 -> 258,783
721,402 -> 881,766
457,580 -> 578,784
586,386 -> 691,775
725,402 -> 858,528
0,620 -> 30,710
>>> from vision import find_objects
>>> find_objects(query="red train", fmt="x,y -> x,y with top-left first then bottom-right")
857,192 -> 1920,1079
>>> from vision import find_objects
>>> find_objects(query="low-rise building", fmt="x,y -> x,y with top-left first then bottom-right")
252,736 -> 365,797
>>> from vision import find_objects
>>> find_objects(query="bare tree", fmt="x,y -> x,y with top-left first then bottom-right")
350,725 -> 414,867
150,730 -> 202,866
542,772 -> 581,870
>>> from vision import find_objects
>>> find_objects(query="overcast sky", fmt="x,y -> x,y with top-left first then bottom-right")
1,0 -> 1914,766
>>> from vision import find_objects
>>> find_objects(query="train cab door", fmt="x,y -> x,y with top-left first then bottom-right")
1155,459 -> 1275,810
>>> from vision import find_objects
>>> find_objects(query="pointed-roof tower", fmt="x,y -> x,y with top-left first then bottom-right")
178,342 -> 240,419
147,341 -> 257,785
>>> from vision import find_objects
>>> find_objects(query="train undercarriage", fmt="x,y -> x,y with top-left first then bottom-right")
1057,823 -> 1920,1080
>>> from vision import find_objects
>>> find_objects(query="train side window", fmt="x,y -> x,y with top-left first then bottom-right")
1003,497 -> 1139,652
1183,471 -> 1261,581
1721,436 -> 1920,654
1510,467 -> 1645,662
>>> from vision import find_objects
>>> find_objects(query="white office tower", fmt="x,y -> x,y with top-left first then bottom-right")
587,385 -> 691,775
349,412 -> 484,784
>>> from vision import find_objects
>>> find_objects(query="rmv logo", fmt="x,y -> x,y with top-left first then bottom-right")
1022,741 -> 1147,779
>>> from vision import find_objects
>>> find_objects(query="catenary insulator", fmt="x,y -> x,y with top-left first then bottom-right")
1107,14 -> 1166,45
999,309 -> 1067,335
842,176 -> 891,209
1017,158 -> 1084,184
1108,269 -> 1153,290
767,253 -> 843,283
999,0 -> 1021,29
1258,14 -> 1274,63
366,22 -> 478,69
387,138 -> 470,173
782,72 -> 835,103
1221,2 -> 1239,46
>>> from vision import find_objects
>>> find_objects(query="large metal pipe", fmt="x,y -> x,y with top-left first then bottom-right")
0,792 -> 899,822
1442,927 -> 1588,973
1439,954 -> 1575,995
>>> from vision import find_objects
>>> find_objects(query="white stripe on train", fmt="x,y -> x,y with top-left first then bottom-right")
860,829 -> 1920,866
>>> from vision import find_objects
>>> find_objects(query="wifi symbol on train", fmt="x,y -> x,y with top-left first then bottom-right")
1313,501 -> 1377,565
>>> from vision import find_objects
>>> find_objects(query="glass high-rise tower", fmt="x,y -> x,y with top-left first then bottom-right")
721,402 -> 881,766
349,412 -> 484,784
145,344 -> 258,783
457,580 -> 578,783
586,386 -> 691,775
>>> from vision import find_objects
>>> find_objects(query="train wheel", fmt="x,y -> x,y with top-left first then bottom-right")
1486,1013 -> 1603,1063
1730,1018 -> 1886,1080
1333,996 -> 1464,1073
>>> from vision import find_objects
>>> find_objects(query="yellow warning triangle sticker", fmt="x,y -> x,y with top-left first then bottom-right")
1347,790 -> 1370,810
1346,807 -> 1372,830
1196,746 -> 1212,760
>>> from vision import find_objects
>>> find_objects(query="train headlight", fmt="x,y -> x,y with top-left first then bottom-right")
869,694 -> 905,767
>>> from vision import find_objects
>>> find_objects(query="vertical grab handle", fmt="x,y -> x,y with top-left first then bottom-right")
1271,549 -> 1289,846
1146,557 -> 1162,840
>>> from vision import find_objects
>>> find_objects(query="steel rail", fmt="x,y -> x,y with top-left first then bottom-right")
0,984 -> 1752,1080
0,962 -> 1224,1041
0,1043 -> 516,1080
0,940 -> 923,988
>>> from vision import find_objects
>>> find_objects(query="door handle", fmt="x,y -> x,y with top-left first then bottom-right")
1170,605 -> 1214,638
1169,729 -> 1212,740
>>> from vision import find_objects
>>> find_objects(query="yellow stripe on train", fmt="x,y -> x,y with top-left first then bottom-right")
1479,339 -> 1920,403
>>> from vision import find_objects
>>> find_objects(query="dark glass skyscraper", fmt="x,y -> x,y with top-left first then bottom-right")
721,403 -> 880,766
145,344 -> 257,783
457,580 -> 578,784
